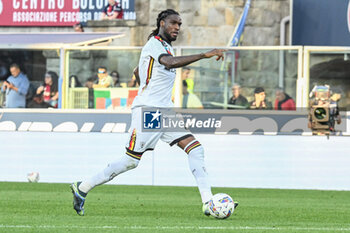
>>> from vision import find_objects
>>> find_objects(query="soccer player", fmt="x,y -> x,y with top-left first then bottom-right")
71,9 -> 237,216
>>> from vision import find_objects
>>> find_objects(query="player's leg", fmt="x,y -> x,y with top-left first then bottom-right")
177,135 -> 213,204
77,129 -> 144,194
163,133 -> 212,215
71,107 -> 160,216
164,133 -> 238,216
70,150 -> 141,216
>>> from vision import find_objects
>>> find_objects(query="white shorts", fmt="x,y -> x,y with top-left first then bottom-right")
125,107 -> 192,160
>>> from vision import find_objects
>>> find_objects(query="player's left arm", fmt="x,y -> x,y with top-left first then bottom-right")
159,49 -> 226,69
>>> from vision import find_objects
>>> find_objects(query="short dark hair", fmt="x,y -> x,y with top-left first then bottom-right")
10,63 -> 20,70
254,87 -> 265,94
98,66 -> 107,71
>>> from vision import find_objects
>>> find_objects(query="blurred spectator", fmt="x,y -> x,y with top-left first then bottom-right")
128,74 -> 139,87
35,71 -> 59,108
85,77 -> 96,89
228,83 -> 248,109
0,63 -> 29,108
85,77 -> 96,108
27,94 -> 52,108
330,87 -> 342,125
274,87 -> 296,110
101,0 -> 123,20
73,23 -> 84,32
182,80 -> 203,108
182,67 -> 194,94
69,75 -> 82,88
110,71 -> 121,87
93,66 -> 114,88
330,87 -> 342,103
25,82 -> 37,108
250,87 -> 272,109
0,64 -> 8,80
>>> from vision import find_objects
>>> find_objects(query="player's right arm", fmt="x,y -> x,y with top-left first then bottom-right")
159,49 -> 226,69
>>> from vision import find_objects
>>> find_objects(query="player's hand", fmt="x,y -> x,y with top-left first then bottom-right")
203,49 -> 227,61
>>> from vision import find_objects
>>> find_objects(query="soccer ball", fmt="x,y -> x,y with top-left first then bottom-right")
27,172 -> 40,183
208,193 -> 235,219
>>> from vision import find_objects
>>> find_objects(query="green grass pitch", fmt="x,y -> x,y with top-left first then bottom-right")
1,182 -> 350,233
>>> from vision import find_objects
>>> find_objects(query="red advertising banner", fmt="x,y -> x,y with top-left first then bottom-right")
0,0 -> 135,26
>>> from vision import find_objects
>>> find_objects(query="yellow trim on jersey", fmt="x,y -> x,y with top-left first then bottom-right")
128,129 -> 137,151
142,57 -> 154,93
185,141 -> 201,154
126,151 -> 142,160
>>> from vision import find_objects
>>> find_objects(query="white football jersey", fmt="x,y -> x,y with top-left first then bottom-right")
132,36 -> 176,108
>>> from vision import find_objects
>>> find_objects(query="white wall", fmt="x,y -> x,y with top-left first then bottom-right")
0,132 -> 349,190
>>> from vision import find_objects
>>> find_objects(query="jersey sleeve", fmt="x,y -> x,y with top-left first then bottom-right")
147,38 -> 173,63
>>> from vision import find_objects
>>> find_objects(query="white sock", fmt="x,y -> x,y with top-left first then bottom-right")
185,140 -> 213,203
79,154 -> 139,194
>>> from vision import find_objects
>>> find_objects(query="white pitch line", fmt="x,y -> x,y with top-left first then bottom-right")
1,225 -> 350,231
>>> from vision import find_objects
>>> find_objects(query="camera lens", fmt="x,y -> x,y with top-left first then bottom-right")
314,107 -> 327,120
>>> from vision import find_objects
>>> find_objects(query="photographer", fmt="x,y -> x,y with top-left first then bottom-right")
329,88 -> 342,129
0,64 -> 29,108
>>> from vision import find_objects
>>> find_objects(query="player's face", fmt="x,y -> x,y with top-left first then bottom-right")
108,0 -> 116,5
162,14 -> 182,42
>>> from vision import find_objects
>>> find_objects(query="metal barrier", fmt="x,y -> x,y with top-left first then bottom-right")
68,88 -> 89,109
64,46 -> 303,109
0,90 -> 4,107
0,46 -> 349,110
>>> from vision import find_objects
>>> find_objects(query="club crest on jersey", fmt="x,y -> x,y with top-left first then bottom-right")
143,109 -> 162,129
